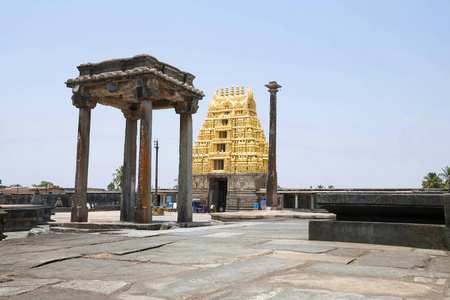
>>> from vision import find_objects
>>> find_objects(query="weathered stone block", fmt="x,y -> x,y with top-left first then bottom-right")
317,193 -> 445,224
309,220 -> 450,250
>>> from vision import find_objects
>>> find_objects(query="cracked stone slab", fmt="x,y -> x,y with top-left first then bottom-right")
0,277 -> 13,283
269,272 -> 439,298
327,248 -> 366,257
251,243 -> 336,253
0,233 -> 129,256
101,230 -> 161,238
354,251 -> 430,269
0,251 -> 82,273
124,256 -> 304,299
163,230 -> 211,237
307,262 -> 450,279
0,278 -> 60,297
205,286 -> 378,300
12,258 -> 193,281
412,248 -> 449,257
428,256 -> 450,273
224,231 -> 307,239
53,279 -> 128,295
273,251 -> 355,264
202,232 -> 244,238
0,239 -> 171,274
9,288 -> 113,299
115,241 -> 272,264
71,239 -> 171,255
117,295 -> 166,300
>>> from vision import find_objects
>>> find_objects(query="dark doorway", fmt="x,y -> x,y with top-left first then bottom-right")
283,194 -> 295,208
210,178 -> 228,212
153,195 -> 161,207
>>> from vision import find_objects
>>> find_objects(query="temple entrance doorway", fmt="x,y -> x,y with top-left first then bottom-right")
210,178 -> 227,212
283,194 -> 295,208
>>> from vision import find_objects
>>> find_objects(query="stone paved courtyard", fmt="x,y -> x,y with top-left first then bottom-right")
0,213 -> 449,299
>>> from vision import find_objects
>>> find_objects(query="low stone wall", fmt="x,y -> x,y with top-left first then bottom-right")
309,193 -> 450,250
65,191 -> 122,209
3,194 -> 71,207
309,220 -> 450,250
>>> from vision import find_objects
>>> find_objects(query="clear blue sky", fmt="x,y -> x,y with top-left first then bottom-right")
1,0 -> 449,189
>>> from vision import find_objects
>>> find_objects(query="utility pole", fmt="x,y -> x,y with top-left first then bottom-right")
265,81 -> 281,209
154,139 -> 159,206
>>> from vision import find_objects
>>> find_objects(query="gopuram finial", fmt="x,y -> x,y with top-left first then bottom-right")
225,87 -> 229,97
241,85 -> 244,95
221,88 -> 224,97
231,86 -> 234,96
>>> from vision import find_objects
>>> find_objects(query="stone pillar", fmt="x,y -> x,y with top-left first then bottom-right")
444,194 -> 450,228
295,194 -> 298,209
265,81 -> 281,209
121,108 -> 139,222
0,208 -> 6,241
310,194 -> 315,210
135,100 -> 153,223
71,94 -> 96,222
177,112 -> 193,222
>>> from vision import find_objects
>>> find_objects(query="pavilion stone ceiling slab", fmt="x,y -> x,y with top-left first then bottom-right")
65,54 -> 204,111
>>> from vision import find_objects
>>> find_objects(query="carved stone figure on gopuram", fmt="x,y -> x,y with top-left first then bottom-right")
192,86 -> 269,212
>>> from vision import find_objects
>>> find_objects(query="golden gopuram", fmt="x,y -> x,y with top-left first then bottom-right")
193,86 -> 268,211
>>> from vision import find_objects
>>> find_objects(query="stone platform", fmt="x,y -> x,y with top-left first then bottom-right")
0,216 -> 449,299
310,193 -> 450,250
1,205 -> 54,231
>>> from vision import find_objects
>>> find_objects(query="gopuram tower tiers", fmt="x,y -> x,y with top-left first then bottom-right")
192,86 -> 268,211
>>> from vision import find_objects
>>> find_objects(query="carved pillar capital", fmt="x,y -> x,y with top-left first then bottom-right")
175,98 -> 199,114
265,81 -> 282,94
72,93 -> 97,109
133,78 -> 159,100
121,104 -> 141,120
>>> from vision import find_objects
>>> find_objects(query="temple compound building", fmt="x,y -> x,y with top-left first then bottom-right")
193,86 -> 268,211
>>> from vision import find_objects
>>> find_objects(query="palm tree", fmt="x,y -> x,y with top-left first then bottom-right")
439,166 -> 450,189
113,166 -> 124,190
421,172 -> 444,188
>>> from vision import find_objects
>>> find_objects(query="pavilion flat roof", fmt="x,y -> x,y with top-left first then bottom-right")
65,54 -> 204,99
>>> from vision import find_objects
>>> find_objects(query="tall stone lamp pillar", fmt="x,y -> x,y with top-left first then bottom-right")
265,81 -> 281,209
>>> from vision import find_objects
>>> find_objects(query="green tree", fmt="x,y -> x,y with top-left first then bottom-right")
32,181 -> 60,188
316,185 -> 324,189
327,185 -> 335,189
113,166 -> 124,190
7,184 -> 22,188
107,182 -> 116,191
421,172 -> 444,188
439,166 -> 450,189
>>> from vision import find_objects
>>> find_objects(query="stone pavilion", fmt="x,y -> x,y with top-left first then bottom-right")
66,55 -> 204,223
